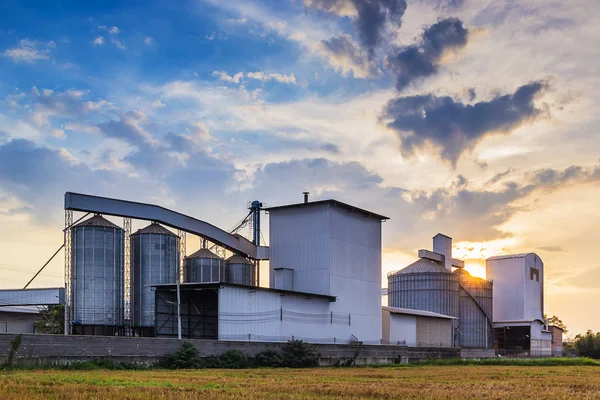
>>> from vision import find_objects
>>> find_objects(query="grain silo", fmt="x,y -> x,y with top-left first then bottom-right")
71,214 -> 124,334
387,259 -> 459,318
130,222 -> 179,334
184,248 -> 224,283
224,254 -> 255,286
454,268 -> 493,348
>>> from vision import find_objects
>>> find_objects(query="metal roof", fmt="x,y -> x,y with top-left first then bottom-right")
73,214 -> 121,229
264,199 -> 389,220
0,306 -> 40,314
226,254 -> 253,264
383,306 -> 457,319
132,222 -> 177,236
486,253 -> 535,261
151,282 -> 337,302
187,248 -> 223,260
388,258 -> 450,276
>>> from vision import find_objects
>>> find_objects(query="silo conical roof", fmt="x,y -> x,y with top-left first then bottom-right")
393,258 -> 450,274
187,248 -> 223,260
225,254 -> 252,264
133,222 -> 177,236
73,214 -> 121,229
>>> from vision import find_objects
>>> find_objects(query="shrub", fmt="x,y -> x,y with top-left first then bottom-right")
281,340 -> 320,368
220,349 -> 249,369
252,350 -> 284,368
160,342 -> 201,369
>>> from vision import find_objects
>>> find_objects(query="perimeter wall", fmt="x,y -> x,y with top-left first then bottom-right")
0,333 -> 459,366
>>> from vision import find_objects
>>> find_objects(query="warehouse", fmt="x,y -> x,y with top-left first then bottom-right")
382,306 -> 456,347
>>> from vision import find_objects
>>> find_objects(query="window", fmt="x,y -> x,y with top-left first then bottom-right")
530,267 -> 539,282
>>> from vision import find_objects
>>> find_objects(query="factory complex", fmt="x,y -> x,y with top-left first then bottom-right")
0,192 -> 562,357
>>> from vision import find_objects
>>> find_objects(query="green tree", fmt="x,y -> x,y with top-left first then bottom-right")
34,305 -> 64,334
573,330 -> 600,358
543,314 -> 568,334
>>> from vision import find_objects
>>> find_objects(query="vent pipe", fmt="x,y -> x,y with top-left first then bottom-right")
303,192 -> 309,203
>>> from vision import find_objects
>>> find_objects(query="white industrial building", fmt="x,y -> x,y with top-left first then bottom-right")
382,306 -> 456,347
486,253 -> 552,356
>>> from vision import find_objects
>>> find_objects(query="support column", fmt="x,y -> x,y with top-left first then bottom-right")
123,218 -> 132,325
64,210 -> 73,335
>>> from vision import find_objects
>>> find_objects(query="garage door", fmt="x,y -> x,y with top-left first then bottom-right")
416,317 -> 451,347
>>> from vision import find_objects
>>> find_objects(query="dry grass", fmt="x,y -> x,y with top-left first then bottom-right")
0,366 -> 598,399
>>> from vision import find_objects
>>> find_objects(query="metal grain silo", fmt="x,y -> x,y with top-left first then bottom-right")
387,259 -> 459,318
131,223 -> 179,329
224,254 -> 255,286
184,248 -> 224,283
71,214 -> 124,330
455,268 -> 494,348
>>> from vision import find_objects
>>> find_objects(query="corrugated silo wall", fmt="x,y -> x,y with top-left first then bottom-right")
72,226 -> 124,326
458,278 -> 493,348
131,233 -> 179,327
387,273 -> 459,318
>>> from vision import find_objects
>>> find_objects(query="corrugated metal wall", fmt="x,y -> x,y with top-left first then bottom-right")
72,225 -> 124,326
416,316 -> 452,347
388,273 -> 459,318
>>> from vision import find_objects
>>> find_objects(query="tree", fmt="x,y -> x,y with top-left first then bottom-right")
34,305 -> 64,334
573,330 -> 600,358
544,314 -> 568,334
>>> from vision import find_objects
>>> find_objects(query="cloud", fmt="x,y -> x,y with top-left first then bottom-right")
317,34 -> 378,78
29,87 -> 113,128
386,17 -> 470,90
2,39 -> 53,63
246,71 -> 296,84
111,38 -> 126,50
93,36 -> 104,46
99,25 -> 119,35
144,37 -> 153,45
96,110 -> 157,148
212,70 -> 244,83
537,246 -> 566,253
304,0 -> 408,57
381,80 -> 549,166
205,32 -> 227,41
151,100 -> 166,108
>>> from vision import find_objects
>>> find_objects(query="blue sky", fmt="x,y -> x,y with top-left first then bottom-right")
0,0 -> 599,335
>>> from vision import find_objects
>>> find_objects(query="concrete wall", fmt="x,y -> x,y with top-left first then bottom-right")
386,312 -> 417,346
0,333 -> 460,366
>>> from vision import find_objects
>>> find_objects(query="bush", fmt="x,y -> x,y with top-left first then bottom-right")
160,342 -> 202,369
281,340 -> 320,368
219,350 -> 250,369
252,350 -> 284,368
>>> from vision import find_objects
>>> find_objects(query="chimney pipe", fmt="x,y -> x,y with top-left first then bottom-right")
303,192 -> 309,203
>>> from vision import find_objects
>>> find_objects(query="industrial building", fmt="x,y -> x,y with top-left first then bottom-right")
387,234 -> 493,350
0,191 -> 558,358
486,253 -> 552,356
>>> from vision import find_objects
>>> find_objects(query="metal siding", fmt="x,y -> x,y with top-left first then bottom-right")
388,313 -> 417,346
388,272 -> 459,318
329,207 -> 382,343
416,316 -> 452,347
0,312 -> 40,333
268,205 -> 331,295
0,288 -> 65,306
72,225 -> 124,326
524,253 -> 544,322
218,286 -> 281,340
131,231 -> 179,327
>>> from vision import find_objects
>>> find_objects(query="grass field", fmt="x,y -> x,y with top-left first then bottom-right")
1,366 -> 599,399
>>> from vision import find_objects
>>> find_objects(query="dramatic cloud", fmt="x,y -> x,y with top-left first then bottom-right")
304,0 -> 408,57
318,34 -> 377,78
382,80 -> 548,166
97,110 -> 157,148
2,39 -> 54,63
386,17 -> 469,90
